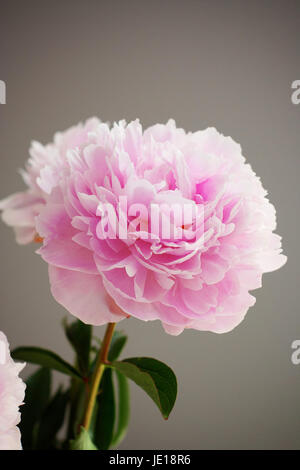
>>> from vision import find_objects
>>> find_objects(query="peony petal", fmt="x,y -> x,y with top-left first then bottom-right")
49,266 -> 126,325
38,238 -> 98,274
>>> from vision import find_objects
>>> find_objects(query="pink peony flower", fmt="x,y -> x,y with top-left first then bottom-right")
0,118 -> 101,244
0,331 -> 26,450
32,119 -> 286,334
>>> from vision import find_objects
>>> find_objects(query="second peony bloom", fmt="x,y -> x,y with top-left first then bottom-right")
0,331 -> 26,450
0,119 -> 286,334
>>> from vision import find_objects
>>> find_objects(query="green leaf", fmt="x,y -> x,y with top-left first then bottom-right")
70,426 -> 97,450
111,370 -> 130,448
63,318 -> 92,375
36,387 -> 69,449
70,381 -> 88,439
93,368 -> 116,449
12,347 -> 83,380
108,331 -> 127,362
111,357 -> 177,419
20,368 -> 51,449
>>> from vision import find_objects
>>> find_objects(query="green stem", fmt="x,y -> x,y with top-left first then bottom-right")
82,322 -> 116,431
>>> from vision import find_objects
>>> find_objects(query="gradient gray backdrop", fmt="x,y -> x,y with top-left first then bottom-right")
0,0 -> 299,449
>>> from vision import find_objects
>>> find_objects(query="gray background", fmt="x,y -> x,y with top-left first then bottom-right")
0,0 -> 299,449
